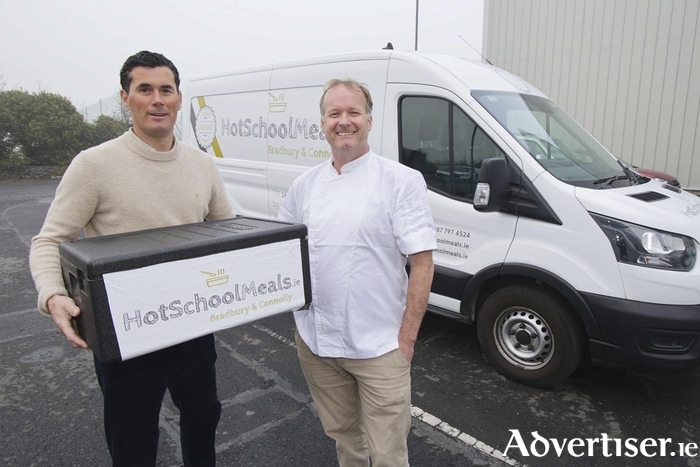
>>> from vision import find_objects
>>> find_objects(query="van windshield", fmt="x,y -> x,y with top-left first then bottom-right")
472,91 -> 639,189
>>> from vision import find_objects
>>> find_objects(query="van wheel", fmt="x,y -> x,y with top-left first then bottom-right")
477,285 -> 585,388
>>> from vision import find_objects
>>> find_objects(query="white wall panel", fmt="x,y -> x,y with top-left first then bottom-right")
685,7 -> 700,187
668,1 -> 698,179
557,1 -> 575,111
484,0 -> 700,190
654,2 -> 684,174
607,0 -> 632,157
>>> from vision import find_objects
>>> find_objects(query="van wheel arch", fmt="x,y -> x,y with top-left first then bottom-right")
462,264 -> 601,341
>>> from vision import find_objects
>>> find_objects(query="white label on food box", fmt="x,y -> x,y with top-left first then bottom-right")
103,239 -> 306,360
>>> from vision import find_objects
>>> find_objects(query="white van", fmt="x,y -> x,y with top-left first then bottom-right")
182,50 -> 700,388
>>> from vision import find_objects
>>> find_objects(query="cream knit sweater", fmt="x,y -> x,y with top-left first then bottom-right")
29,130 -> 235,316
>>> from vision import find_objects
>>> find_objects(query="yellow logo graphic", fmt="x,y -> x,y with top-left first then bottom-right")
268,92 -> 287,113
201,269 -> 229,287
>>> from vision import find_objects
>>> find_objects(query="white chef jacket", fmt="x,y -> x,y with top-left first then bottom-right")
277,150 -> 437,359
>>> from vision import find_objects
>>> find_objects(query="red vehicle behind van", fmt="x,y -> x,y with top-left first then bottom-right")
633,166 -> 681,188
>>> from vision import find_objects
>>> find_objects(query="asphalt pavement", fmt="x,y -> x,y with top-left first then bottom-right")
5,179 -> 700,467
0,179 -> 510,467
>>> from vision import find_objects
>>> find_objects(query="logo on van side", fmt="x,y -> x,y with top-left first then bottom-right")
268,93 -> 287,113
195,105 -> 217,149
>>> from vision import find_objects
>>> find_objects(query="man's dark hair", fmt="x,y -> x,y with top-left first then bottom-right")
120,50 -> 180,92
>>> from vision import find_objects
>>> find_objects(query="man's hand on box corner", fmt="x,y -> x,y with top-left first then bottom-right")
47,295 -> 89,349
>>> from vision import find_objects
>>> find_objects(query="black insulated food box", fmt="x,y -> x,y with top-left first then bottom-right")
59,217 -> 311,363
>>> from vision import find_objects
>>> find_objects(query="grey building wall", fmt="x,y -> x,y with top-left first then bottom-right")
483,0 -> 700,190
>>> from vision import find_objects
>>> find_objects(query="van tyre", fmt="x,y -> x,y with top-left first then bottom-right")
477,285 -> 585,388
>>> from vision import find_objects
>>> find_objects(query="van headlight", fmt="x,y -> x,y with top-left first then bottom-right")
591,213 -> 697,271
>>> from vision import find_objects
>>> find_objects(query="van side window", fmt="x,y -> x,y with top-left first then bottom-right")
400,96 -> 505,202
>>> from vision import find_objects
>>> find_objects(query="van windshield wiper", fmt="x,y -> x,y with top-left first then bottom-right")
616,159 -> 641,185
593,174 -> 629,189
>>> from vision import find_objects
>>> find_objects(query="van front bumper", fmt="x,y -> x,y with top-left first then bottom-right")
582,293 -> 700,370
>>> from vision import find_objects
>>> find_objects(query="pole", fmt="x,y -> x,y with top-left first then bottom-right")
414,0 -> 419,50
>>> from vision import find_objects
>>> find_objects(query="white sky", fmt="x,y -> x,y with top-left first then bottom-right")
0,0 -> 484,110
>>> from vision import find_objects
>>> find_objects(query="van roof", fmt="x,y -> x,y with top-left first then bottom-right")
188,49 -> 547,98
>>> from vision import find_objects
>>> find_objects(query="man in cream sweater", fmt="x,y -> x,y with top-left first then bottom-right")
29,51 -> 234,466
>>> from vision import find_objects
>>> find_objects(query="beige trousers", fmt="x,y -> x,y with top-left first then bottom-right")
296,330 -> 412,467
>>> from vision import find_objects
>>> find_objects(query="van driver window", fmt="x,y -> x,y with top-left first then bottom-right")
400,96 -> 505,203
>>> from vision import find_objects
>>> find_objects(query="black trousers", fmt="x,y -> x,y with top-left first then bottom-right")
93,334 -> 221,467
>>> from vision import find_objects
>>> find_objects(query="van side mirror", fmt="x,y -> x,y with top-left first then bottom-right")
473,158 -> 510,212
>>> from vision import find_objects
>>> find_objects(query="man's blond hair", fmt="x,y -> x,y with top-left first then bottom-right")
319,78 -> 373,117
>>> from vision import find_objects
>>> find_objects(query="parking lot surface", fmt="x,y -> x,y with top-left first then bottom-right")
3,179 -> 700,467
